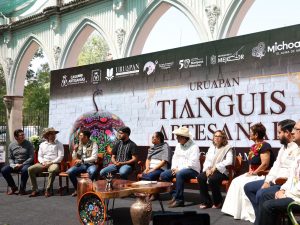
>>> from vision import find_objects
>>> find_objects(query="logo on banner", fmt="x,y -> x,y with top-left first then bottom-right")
115,64 -> 139,77
158,61 -> 174,70
61,75 -> 68,87
252,42 -> 266,58
210,47 -> 245,64
91,69 -> 101,84
143,61 -> 157,75
179,58 -> 204,69
210,55 -> 217,65
106,68 -> 114,81
60,74 -> 86,87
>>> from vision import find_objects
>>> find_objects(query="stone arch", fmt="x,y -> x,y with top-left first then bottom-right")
217,0 -> 255,39
124,0 -> 208,57
60,18 -> 116,68
10,35 -> 53,96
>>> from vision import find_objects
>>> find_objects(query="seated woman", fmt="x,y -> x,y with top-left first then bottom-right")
198,130 -> 233,209
141,131 -> 170,181
221,123 -> 274,222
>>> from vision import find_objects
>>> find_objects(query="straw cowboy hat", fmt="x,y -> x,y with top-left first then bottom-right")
42,127 -> 59,137
172,127 -> 192,138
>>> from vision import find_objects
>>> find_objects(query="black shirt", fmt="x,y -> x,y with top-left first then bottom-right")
112,139 -> 137,164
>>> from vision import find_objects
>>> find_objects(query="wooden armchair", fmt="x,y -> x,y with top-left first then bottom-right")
58,152 -> 103,195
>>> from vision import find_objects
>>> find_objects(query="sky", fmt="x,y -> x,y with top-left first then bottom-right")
31,0 -> 300,71
143,0 -> 300,53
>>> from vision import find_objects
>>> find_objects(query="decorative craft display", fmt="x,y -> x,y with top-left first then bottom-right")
69,89 -> 125,167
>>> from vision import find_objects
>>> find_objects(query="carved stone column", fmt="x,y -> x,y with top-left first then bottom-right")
3,96 -> 23,142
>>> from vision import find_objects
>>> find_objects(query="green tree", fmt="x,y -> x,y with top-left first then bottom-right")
77,33 -> 109,66
23,62 -> 50,118
0,65 -> 6,121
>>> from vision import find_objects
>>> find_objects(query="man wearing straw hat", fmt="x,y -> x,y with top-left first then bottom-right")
28,127 -> 64,197
160,126 -> 200,208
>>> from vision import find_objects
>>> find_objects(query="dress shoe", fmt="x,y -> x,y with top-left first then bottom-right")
199,204 -> 212,209
71,191 -> 77,197
149,194 -> 158,201
168,200 -> 184,208
168,197 -> 176,205
18,189 -> 26,195
29,191 -> 39,197
7,186 -> 18,195
44,191 -> 51,198
212,203 -> 222,209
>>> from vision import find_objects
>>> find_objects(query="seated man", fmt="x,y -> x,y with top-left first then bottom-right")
66,130 -> 98,197
100,126 -> 137,179
1,129 -> 34,195
141,131 -> 170,181
244,119 -> 300,223
160,127 -> 200,208
28,127 -> 64,197
257,120 -> 300,225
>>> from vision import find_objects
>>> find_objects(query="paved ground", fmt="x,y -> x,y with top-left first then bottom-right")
0,175 -> 253,225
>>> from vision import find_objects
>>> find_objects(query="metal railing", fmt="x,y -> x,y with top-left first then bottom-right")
0,110 -> 48,144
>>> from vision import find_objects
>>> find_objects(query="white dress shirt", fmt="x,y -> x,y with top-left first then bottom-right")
38,140 -> 64,164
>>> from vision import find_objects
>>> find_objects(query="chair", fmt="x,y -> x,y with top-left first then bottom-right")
58,153 -> 104,195
288,201 -> 300,225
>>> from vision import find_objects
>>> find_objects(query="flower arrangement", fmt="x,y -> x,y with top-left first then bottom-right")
29,135 -> 41,151
248,142 -> 264,160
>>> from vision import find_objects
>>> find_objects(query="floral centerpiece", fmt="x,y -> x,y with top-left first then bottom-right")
29,135 -> 41,151
248,142 -> 264,160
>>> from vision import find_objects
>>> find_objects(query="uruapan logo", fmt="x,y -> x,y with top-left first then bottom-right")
143,61 -> 157,75
105,68 -> 114,81
115,63 -> 139,77
252,42 -> 266,58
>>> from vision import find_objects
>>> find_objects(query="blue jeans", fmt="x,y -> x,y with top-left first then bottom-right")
1,164 -> 31,190
160,168 -> 199,202
141,169 -> 164,181
66,163 -> 97,189
258,191 -> 294,225
100,164 -> 133,179
244,179 -> 280,218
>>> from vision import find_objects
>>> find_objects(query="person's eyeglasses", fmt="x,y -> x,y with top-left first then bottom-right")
214,135 -> 222,138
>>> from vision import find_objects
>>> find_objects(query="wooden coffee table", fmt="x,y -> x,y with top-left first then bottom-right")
77,179 -> 172,225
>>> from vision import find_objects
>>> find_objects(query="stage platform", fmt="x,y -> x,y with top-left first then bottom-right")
0,175 -> 252,225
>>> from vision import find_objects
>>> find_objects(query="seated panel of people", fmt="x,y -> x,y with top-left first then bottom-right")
141,131 -> 171,181
99,126 -> 138,179
66,130 -> 98,197
221,122 -> 274,222
160,127 -> 200,208
256,120 -> 300,225
198,130 -> 233,209
244,119 -> 300,223
28,127 -> 64,197
1,129 -> 34,195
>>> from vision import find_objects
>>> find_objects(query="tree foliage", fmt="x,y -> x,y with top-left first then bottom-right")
23,62 -> 50,115
77,33 -> 109,66
0,65 -> 6,122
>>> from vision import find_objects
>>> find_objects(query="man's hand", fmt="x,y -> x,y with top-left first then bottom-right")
261,182 -> 270,189
275,190 -> 286,199
42,161 -> 53,168
73,144 -> 79,152
171,168 -> 178,176
143,168 -> 150,174
15,163 -> 23,169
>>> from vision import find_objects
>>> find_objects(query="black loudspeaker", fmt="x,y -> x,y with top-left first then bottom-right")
153,211 -> 210,225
